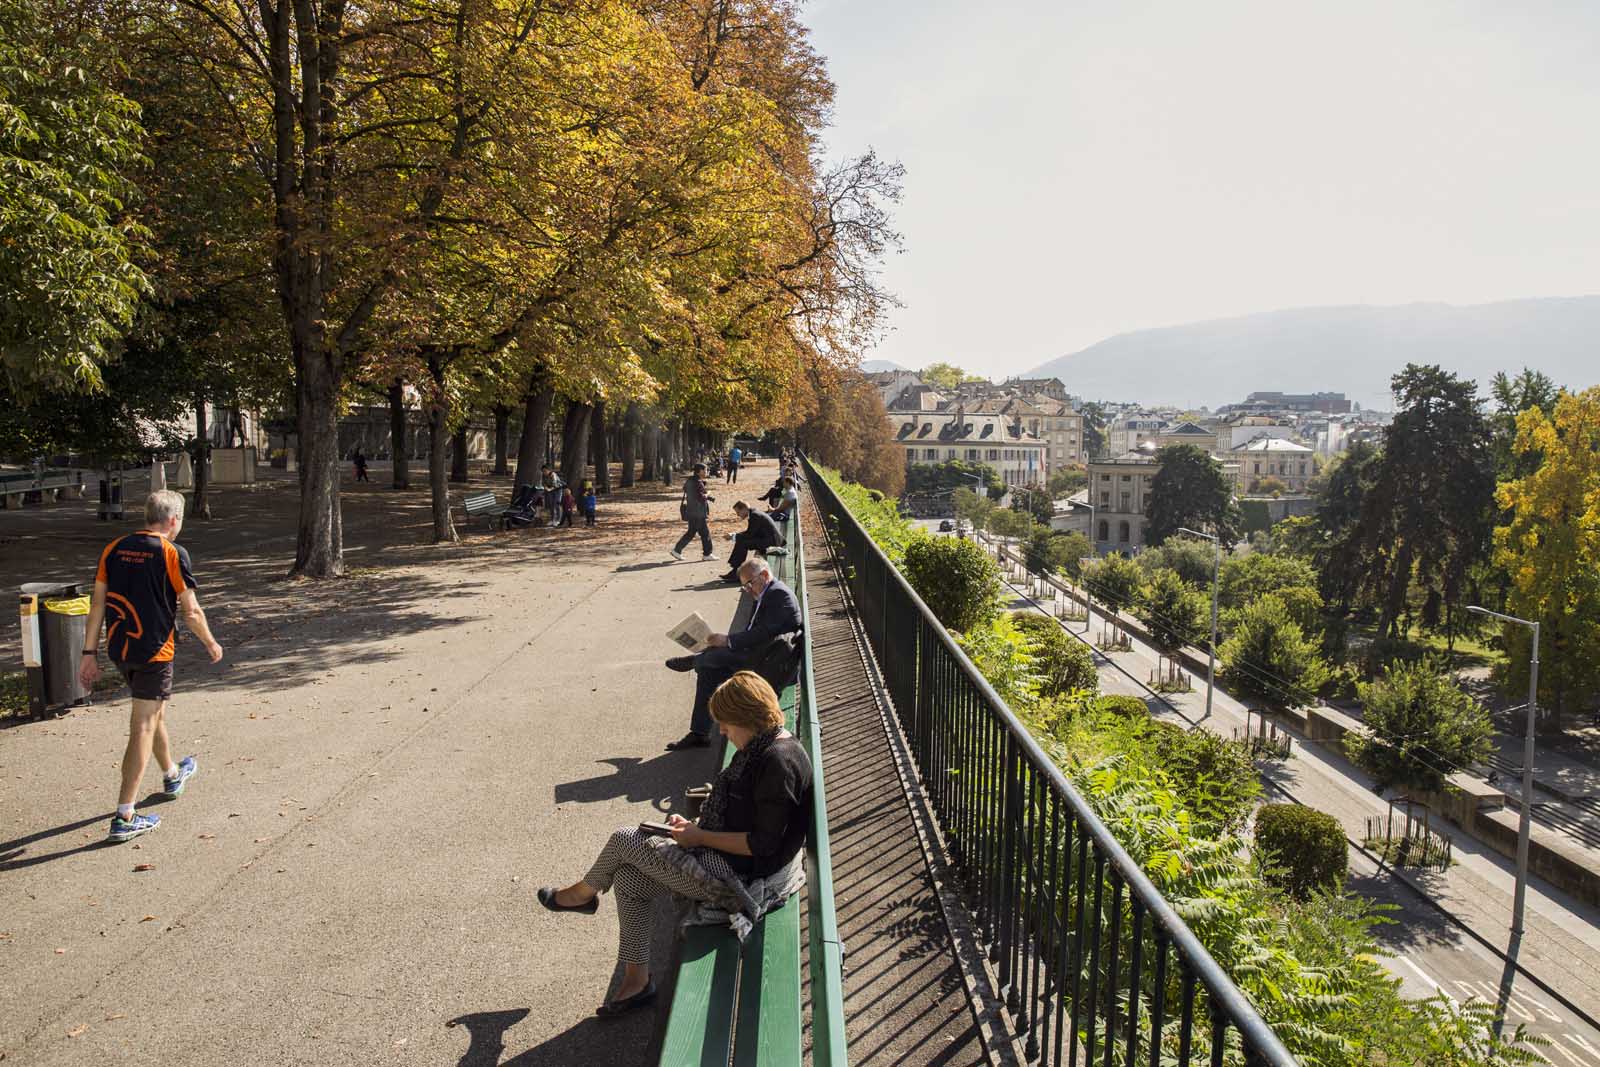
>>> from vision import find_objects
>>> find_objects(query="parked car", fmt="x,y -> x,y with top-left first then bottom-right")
938,519 -> 954,532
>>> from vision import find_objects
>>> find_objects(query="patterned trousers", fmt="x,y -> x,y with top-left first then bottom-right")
584,827 -> 726,966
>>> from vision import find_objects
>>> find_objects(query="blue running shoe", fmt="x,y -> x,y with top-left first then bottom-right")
108,812 -> 160,842
163,756 -> 198,798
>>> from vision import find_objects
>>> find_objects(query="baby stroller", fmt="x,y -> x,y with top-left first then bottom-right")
501,483 -> 545,529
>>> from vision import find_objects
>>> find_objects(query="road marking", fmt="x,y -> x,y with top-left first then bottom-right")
1398,956 -> 1451,998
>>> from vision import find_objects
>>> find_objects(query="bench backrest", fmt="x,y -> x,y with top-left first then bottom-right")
462,491 -> 498,511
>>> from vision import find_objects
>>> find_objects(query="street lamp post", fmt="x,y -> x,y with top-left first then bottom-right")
1179,527 -> 1221,718
1467,604 -> 1540,938
1067,499 -> 1095,633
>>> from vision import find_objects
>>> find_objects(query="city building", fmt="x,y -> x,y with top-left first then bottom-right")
999,395 -> 1084,474
998,376 -> 1073,402
1231,435 -> 1316,492
1107,414 -> 1167,455
889,408 -> 1048,487
1242,390 -> 1352,414
1087,448 -> 1158,553
1154,420 -> 1216,452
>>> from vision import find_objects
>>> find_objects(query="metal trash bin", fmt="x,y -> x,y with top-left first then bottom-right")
19,582 -> 92,717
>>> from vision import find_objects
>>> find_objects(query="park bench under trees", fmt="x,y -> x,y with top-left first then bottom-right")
657,506 -> 847,1067
459,490 -> 509,531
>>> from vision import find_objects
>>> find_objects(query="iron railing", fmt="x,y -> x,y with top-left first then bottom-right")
803,458 -> 1298,1067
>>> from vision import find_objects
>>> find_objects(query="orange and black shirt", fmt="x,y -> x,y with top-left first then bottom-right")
95,533 -> 197,664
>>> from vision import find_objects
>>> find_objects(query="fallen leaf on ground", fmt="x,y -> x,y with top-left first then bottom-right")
139,915 -> 156,923
55,948 -> 65,954
132,864 -> 154,872
67,1025 -> 87,1037
197,834 -> 215,840
105,1013 -> 126,1021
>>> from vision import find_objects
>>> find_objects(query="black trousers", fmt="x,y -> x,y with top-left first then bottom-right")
675,516 -> 711,554
728,531 -> 777,571
689,646 -> 757,734
726,463 -> 740,483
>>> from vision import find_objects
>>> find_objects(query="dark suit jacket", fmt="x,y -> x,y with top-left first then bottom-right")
739,508 -> 785,547
729,578 -> 802,654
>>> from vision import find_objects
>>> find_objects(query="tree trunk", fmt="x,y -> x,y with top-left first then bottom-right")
559,400 -> 593,489
660,419 -> 675,485
513,371 -> 553,487
492,405 -> 510,475
591,400 -> 610,493
641,418 -> 657,487
388,379 -> 410,490
191,399 -> 212,520
450,426 -> 469,483
619,402 -> 638,488
291,356 -> 345,578
427,360 -> 457,543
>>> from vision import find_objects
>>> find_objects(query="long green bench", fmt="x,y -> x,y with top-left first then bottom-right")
658,508 -> 841,1067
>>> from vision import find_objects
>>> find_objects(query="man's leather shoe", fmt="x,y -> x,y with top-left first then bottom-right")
719,572 -> 740,584
665,733 -> 711,751
665,656 -> 695,672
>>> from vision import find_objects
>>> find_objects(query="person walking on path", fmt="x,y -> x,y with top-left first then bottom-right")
353,446 -> 369,483
720,501 -> 783,582
671,463 -> 715,561
78,490 -> 224,843
726,445 -> 742,484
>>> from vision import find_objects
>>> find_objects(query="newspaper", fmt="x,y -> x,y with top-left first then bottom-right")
666,611 -> 713,653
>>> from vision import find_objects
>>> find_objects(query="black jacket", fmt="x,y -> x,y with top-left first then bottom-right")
729,578 -> 802,654
738,508 -> 784,548
722,734 -> 813,879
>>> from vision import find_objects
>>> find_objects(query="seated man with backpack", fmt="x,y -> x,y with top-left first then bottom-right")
663,557 -> 802,750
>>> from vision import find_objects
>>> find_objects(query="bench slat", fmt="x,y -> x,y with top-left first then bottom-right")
732,895 -> 803,1067
660,929 -> 740,1066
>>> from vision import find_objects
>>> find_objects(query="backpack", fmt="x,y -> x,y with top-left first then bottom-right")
752,629 -> 804,691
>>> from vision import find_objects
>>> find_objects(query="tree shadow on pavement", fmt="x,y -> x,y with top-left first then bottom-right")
1347,867 -> 1463,953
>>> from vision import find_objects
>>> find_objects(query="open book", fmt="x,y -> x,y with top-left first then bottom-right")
666,611 -> 713,653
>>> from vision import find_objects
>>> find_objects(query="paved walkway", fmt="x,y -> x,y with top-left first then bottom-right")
801,507 -> 989,1067
982,538 -> 1600,1039
0,466 -> 762,1064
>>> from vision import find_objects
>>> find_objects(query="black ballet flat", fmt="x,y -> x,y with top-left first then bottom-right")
596,981 -> 657,1017
537,886 -> 599,914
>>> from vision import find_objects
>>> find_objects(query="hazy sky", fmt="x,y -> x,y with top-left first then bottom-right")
801,1 -> 1600,378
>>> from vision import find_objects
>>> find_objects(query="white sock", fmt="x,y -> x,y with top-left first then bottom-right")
117,803 -> 134,820
162,763 -> 179,779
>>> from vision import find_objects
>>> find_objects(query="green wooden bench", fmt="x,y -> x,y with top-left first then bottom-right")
657,504 -> 847,1067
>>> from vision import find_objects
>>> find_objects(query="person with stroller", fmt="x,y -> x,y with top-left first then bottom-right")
539,464 -> 565,526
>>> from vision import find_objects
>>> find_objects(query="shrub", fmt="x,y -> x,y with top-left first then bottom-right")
1010,612 -> 1097,698
956,613 -> 1036,709
1350,659 -> 1494,796
1024,528 -> 1090,577
1136,539 -> 1216,587
1082,553 -> 1142,611
1136,568 -> 1209,651
1254,803 -> 1348,897
1090,694 -> 1149,720
1147,725 -> 1260,834
1219,594 -> 1331,707
903,535 -> 1002,633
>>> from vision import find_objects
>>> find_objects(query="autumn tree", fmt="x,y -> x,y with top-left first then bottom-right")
796,369 -> 904,496
1493,387 -> 1600,733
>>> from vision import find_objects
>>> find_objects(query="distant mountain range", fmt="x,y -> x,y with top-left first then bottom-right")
860,358 -> 908,373
1023,297 -> 1600,410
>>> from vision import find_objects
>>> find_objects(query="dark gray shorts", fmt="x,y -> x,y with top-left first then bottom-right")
115,660 -> 174,702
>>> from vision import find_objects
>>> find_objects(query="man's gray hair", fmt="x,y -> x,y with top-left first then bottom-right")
145,489 -> 186,526
738,557 -> 772,578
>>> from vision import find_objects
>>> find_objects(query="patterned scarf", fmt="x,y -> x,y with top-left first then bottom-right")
697,725 -> 784,833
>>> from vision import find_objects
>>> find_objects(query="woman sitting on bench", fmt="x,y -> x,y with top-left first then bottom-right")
537,671 -> 813,1016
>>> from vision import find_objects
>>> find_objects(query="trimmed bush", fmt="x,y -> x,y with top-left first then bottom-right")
1010,612 -> 1097,698
903,535 -> 1002,633
1254,803 -> 1348,897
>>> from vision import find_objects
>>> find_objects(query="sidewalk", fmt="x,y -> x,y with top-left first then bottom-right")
980,538 -> 1600,1025
0,466 -> 763,1064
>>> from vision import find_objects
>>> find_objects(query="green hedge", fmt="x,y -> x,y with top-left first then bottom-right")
1254,803 -> 1348,897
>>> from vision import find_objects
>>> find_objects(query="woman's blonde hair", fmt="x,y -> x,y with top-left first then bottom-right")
709,671 -> 784,732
